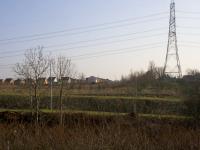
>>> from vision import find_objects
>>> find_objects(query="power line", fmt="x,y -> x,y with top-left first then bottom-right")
72,46 -> 163,61
44,28 -> 166,49
179,44 -> 200,48
1,32 -> 198,60
70,43 -> 163,59
0,46 -> 163,69
0,42 -> 164,67
0,27 -> 167,55
3,14 -> 200,45
0,17 -> 168,45
179,41 -> 200,45
0,12 -> 168,43
177,10 -> 200,14
1,39 -> 164,60
178,16 -> 200,20
3,43 -> 200,69
177,26 -> 200,29
178,33 -> 200,36
0,33 -> 166,59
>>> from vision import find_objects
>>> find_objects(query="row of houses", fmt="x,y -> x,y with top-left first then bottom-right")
86,76 -> 112,84
0,76 -> 112,86
0,77 -> 76,86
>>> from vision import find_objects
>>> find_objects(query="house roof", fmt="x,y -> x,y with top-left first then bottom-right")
61,77 -> 70,80
14,79 -> 23,81
48,77 -> 56,80
86,76 -> 112,82
38,78 -> 46,81
86,76 -> 97,79
4,78 -> 14,82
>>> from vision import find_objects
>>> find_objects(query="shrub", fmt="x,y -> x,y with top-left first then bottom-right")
181,80 -> 200,119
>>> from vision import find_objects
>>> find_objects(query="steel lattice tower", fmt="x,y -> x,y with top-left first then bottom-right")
163,0 -> 182,78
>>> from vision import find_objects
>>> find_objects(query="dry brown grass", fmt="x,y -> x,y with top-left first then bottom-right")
0,113 -> 199,150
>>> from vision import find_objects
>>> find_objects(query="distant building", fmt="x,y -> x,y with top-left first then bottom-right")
86,76 -> 112,84
104,79 -> 113,84
61,77 -> 71,84
4,78 -> 14,85
24,78 -> 34,85
70,78 -> 80,84
76,78 -> 86,84
38,78 -> 48,85
86,76 -> 98,84
0,79 -> 3,85
47,77 -> 57,85
14,79 -> 25,86
183,75 -> 200,82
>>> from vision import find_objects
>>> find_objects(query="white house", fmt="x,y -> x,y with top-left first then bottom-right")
86,76 -> 111,84
47,77 -> 58,85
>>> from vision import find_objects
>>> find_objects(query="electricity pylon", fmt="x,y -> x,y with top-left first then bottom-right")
163,0 -> 182,78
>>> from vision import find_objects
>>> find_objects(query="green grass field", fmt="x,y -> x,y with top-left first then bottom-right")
0,86 -> 197,150
0,108 -> 191,121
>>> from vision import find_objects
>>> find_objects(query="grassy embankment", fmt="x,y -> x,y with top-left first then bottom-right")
0,85 -> 186,118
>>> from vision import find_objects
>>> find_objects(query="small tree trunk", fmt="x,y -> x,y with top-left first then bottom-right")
34,83 -> 39,124
59,80 -> 64,125
36,96 -> 39,123
28,80 -> 33,117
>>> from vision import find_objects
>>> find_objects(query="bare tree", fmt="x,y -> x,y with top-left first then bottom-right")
147,61 -> 164,79
78,73 -> 85,81
156,67 -> 164,79
52,56 -> 75,125
15,61 -> 33,115
77,73 -> 86,89
186,69 -> 200,76
14,46 -> 49,123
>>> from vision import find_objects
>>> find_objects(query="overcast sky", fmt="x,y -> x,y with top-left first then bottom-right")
0,0 -> 200,80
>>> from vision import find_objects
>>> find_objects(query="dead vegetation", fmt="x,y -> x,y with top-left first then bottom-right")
0,111 -> 199,150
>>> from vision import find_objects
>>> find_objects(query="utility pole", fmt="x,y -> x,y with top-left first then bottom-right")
163,0 -> 182,78
134,75 -> 137,114
50,59 -> 53,111
29,77 -> 33,116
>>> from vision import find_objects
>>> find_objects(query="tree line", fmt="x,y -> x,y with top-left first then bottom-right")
13,47 -> 200,123
14,46 -> 75,125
